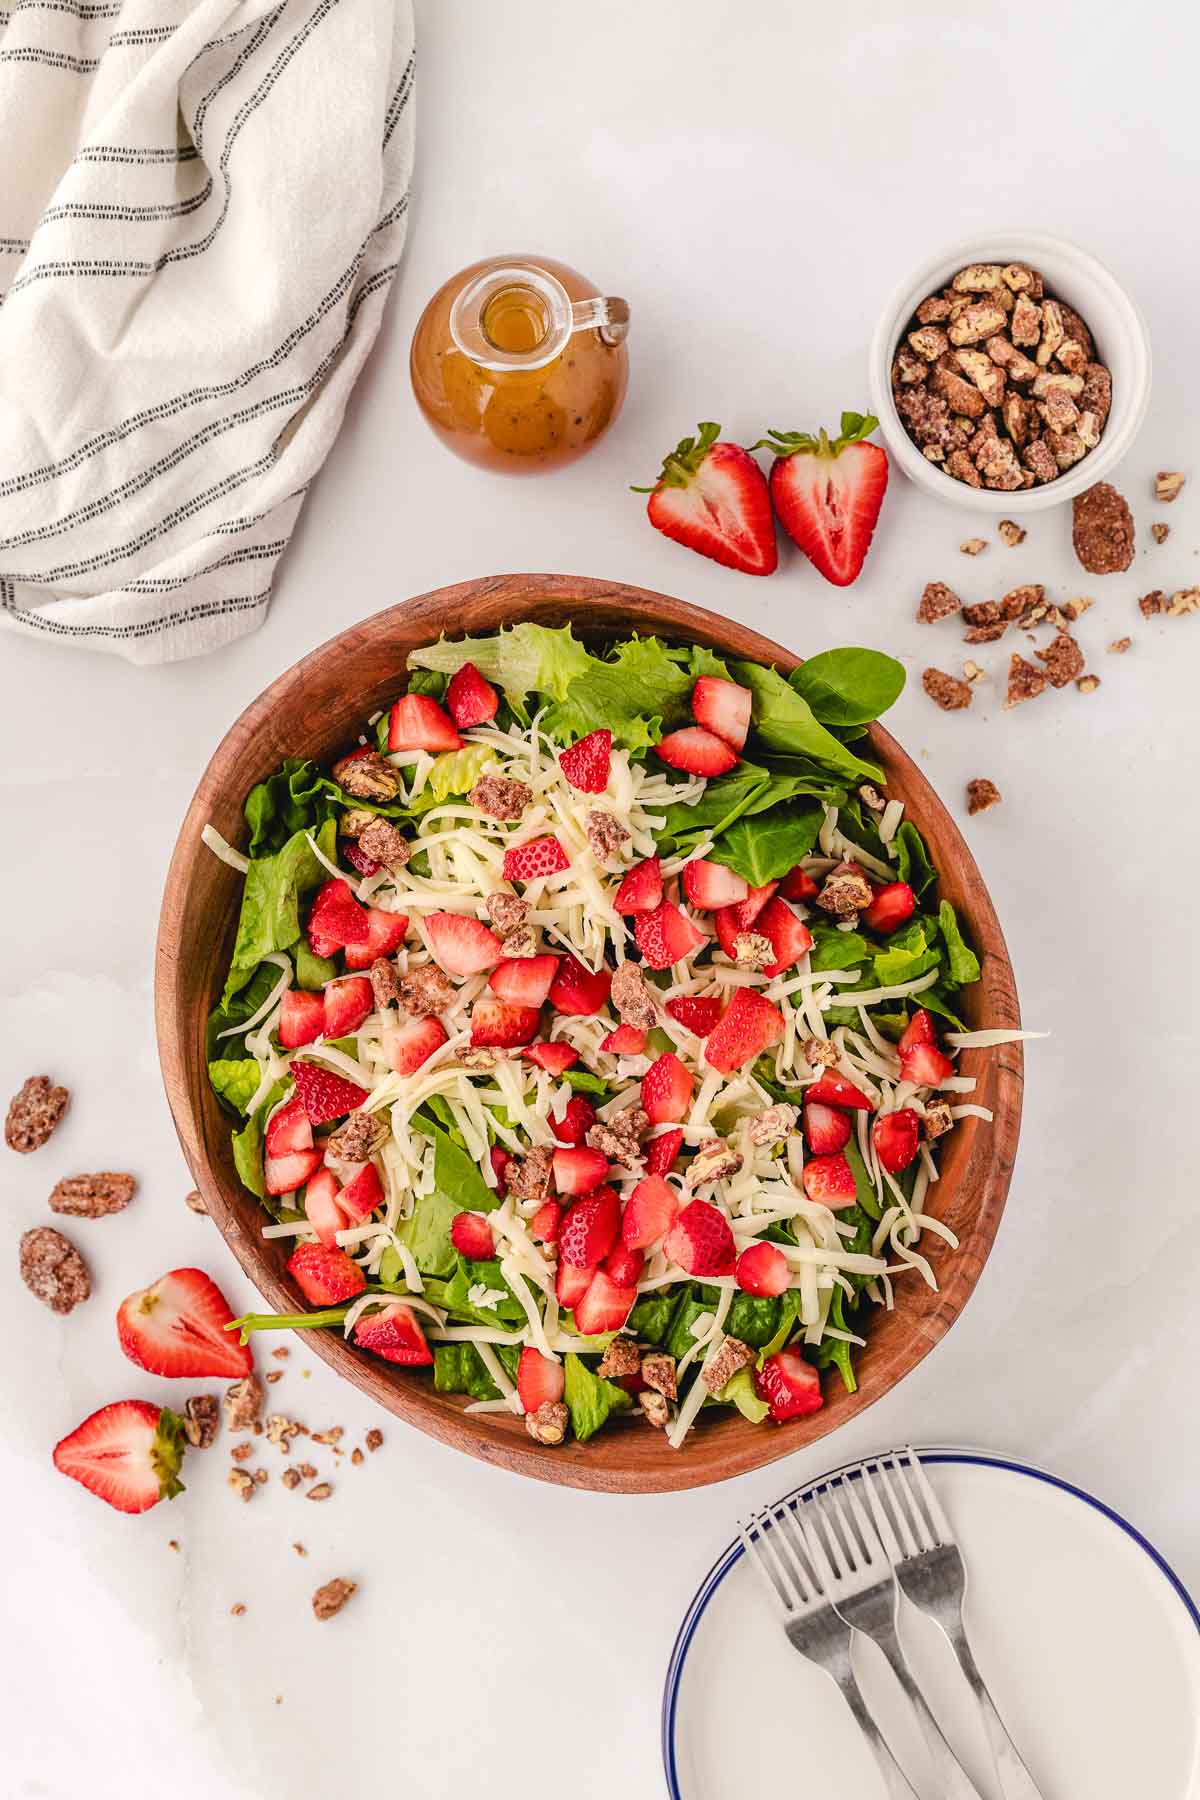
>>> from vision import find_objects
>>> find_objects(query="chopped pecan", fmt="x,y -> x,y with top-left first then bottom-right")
332,751 -> 401,803
183,1394 -> 220,1449
916,581 -> 961,623
638,1390 -> 670,1429
224,1377 -> 264,1433
1002,394 -> 1034,447
948,301 -> 1007,346
858,784 -> 886,812
1035,299 -> 1065,366
470,776 -> 531,821
1056,302 -> 1094,361
19,1226 -> 89,1314
184,1188 -> 207,1215
325,1110 -> 388,1162
5,1075 -> 69,1154
340,807 -> 378,838
1108,637 -> 1133,655
922,1100 -> 955,1139
988,335 -> 1038,382
701,1335 -> 755,1396
945,448 -> 982,487
733,931 -> 774,969
1003,654 -> 1047,709
312,1578 -> 357,1621
803,1037 -> 838,1068
892,345 -> 929,385
955,347 -> 1006,408
49,1172 -> 136,1218
915,293 -> 953,324
1151,524 -> 1170,547
454,1047 -> 505,1070
1076,675 -> 1101,694
365,1428 -> 383,1452
228,1468 -> 255,1502
1079,363 -> 1112,428
396,965 -> 455,1016
1009,292 -> 1042,347
500,925 -> 538,958
610,960 -> 657,1029
369,957 -> 402,1011
357,818 -> 410,871
1038,388 -> 1080,434
503,1145 -> 554,1204
687,1138 -> 743,1187
1072,482 -> 1134,575
597,1336 -> 641,1380
641,1353 -> 677,1399
584,809 -> 630,861
922,668 -> 973,711
1168,588 -> 1200,617
963,622 -> 1008,644
961,598 -> 1002,627
484,892 -> 530,937
525,1401 -> 569,1445
976,434 -> 1024,491
952,262 -> 1005,294
1155,471 -> 1186,504
960,538 -> 987,556
1031,368 -> 1083,401
817,867 -> 874,916
907,324 -> 948,362
966,778 -> 1001,816
997,519 -> 1025,547
931,361 -> 987,419
962,660 -> 985,685
1021,437 -> 1059,484
747,1103 -> 798,1147
306,1483 -> 333,1502
1139,590 -> 1165,618
586,1107 -> 647,1163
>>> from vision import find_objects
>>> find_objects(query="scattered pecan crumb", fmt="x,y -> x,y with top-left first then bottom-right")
1168,587 -> 1200,616
960,538 -> 987,555
1108,637 -> 1132,654
365,1429 -> 383,1452
183,1395 -> 219,1449
306,1483 -> 333,1502
1151,522 -> 1170,546
966,778 -> 1002,815
922,667 -> 973,711
266,1413 -> 307,1451
1155,471 -> 1186,503
1003,654 -> 1047,708
272,1347 -> 290,1360
1076,674 -> 1102,694
638,1390 -> 670,1429
1139,590 -> 1164,618
266,1369 -> 284,1385
997,519 -> 1026,546
916,581 -> 961,622
297,1461 -> 317,1479
184,1189 -> 207,1215
1060,595 -> 1095,622
962,660 -> 986,684
49,1172 -> 136,1218
281,1468 -> 301,1489
19,1227 -> 89,1314
351,1447 -> 364,1466
312,1578 -> 357,1621
230,1442 -> 254,1463
253,1468 -> 268,1486
293,1541 -> 307,1555
5,1075 -> 70,1154
168,1540 -> 180,1552
311,1427 -> 343,1446
230,1603 -> 247,1617
525,1401 -> 569,1445
1072,482 -> 1134,574
963,621 -> 1008,645
227,1468 -> 255,1502
1034,632 -> 1085,688
224,1377 -> 264,1433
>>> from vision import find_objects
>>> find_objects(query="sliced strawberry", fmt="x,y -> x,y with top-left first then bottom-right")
641,1051 -> 694,1125
655,725 -> 739,778
558,729 -> 611,794
601,1023 -> 647,1055
731,882 -> 779,928
343,907 -> 409,970
664,1198 -> 736,1277
291,1061 -> 368,1125
873,1108 -> 921,1174
898,1009 -> 954,1086
265,1148 -> 324,1196
342,840 -> 381,879
548,954 -> 611,1016
265,1095 -> 313,1157
523,1041 -> 579,1076
424,911 -> 503,975
529,1199 -> 561,1244
489,1146 -> 511,1183
354,1302 -> 432,1366
713,905 -> 741,961
304,1167 -> 347,1248
53,1400 -> 186,1515
864,881 -> 916,936
621,1174 -> 679,1249
779,865 -> 819,901
551,1095 -> 597,1145
553,1146 -> 610,1197
279,988 -> 325,1049
682,858 -> 750,910
806,1072 -> 875,1112
644,1127 -> 683,1175
665,995 -> 723,1035
802,1152 -> 858,1209
502,836 -> 571,883
388,693 -> 462,752
803,1101 -> 851,1155
735,1241 -> 790,1298
446,661 -> 498,730
470,996 -> 541,1047
635,899 -> 706,970
287,1240 -> 365,1305
692,675 -> 752,750
517,1347 -> 565,1412
601,1242 -> 644,1287
323,976 -> 374,1038
613,856 -> 663,915
574,1268 -> 637,1335
558,1185 -> 620,1265
337,1159 -> 384,1222
755,1348 -> 823,1421
759,415 -> 889,588
117,1268 -> 252,1379
555,1258 -> 594,1310
639,421 -> 778,576
385,1015 -> 447,1075
704,988 -> 786,1074
450,1211 -> 496,1260
757,896 -> 815,976
307,878 -> 370,956
489,954 -> 560,1006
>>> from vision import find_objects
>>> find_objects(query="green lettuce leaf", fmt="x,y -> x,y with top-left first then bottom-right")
394,1116 -> 499,1278
206,957 -> 288,1060
872,918 -> 942,986
709,800 -> 823,886
843,1132 -> 882,1222
230,1079 -> 287,1200
221,818 -> 337,1004
758,1291 -> 803,1360
894,821 -> 936,898
409,744 -> 493,814
626,1293 -> 675,1345
433,1343 -> 504,1401
937,900 -> 981,986
563,1354 -> 631,1442
542,636 -> 729,753
718,1365 -> 769,1423
789,648 -> 905,727
729,660 -> 883,783
207,1058 -> 262,1116
244,757 -> 340,856
410,623 -> 594,701
809,924 -> 869,972
294,942 -> 336,990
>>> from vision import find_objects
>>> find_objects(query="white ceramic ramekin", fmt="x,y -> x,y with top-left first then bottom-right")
868,232 -> 1152,513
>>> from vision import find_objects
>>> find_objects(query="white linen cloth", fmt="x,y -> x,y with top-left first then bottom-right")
0,0 -> 414,663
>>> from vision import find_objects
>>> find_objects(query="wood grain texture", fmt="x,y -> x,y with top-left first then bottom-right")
155,575 -> 1022,1493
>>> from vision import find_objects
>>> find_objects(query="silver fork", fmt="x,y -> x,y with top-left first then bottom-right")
862,1451 -> 1048,1800
741,1502 -> 923,1800
797,1480 -> 988,1800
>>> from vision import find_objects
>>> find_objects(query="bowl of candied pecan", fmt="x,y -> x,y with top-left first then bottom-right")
869,233 -> 1150,510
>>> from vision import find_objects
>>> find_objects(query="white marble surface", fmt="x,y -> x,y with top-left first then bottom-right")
2,4 -> 1197,1796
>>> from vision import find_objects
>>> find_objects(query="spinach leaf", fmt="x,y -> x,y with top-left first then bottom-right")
809,924 -> 869,972
789,648 -> 905,727
729,660 -> 883,783
221,818 -> 337,1004
563,1069 -> 611,1099
563,1354 -> 631,1441
657,764 -> 772,854
918,987 -> 967,1031
207,1058 -> 262,1116
665,1287 -> 709,1361
758,1291 -> 803,1360
843,1134 -> 882,1222
812,1286 -> 859,1394
230,1079 -> 287,1200
709,800 -> 823,886
937,900 -> 981,986
439,1256 -> 525,1325
894,821 -> 936,898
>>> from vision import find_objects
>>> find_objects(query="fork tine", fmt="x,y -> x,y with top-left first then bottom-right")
767,1506 -> 817,1605
860,1461 -> 906,1563
739,1517 -> 794,1613
781,1497 -> 836,1596
905,1447 -> 953,1547
838,1473 -> 884,1565
824,1480 -> 866,1572
887,1452 -> 935,1552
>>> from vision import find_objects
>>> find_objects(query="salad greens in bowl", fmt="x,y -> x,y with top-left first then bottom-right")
157,577 -> 1024,1491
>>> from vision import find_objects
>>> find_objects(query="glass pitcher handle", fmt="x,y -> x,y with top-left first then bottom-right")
569,296 -> 630,347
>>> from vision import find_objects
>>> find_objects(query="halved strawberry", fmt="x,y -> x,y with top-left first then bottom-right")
551,1095 -> 596,1145
664,1198 -> 736,1277
446,661 -> 498,730
756,896 -> 814,976
655,726 -> 739,778
265,1095 -> 313,1157
602,1242 -> 644,1286
117,1268 -> 252,1379
803,1101 -> 851,1154
502,836 -> 570,883
558,729 -> 611,794
548,954 -> 611,1016
635,899 -> 706,970
704,988 -> 786,1073
470,996 -> 541,1047
529,1199 -> 561,1244
489,954 -> 560,1006
279,988 -> 325,1049
622,1174 -> 679,1249
755,1348 -> 823,1421
337,1159 -> 384,1222
682,858 -> 750,910
806,1072 -> 875,1112
731,882 -> 779,928
558,1185 -> 620,1265
354,1302 -> 432,1365
863,881 -> 916,936
641,1051 -> 694,1125
53,1400 -> 186,1514
665,995 -> 723,1035
265,1148 -> 324,1195
424,911 -> 503,975
613,857 -> 663,915
388,693 -> 462,752
637,422 -> 778,576
342,840 -> 380,879
692,675 -> 752,750
307,878 -> 371,956
574,1269 -> 637,1336
898,1009 -> 954,1086
779,865 -> 819,901
553,1146 -> 609,1197
450,1211 -> 496,1260
735,1241 -> 790,1298
758,414 -> 889,588
523,1041 -> 578,1075
304,1167 -> 347,1248
802,1152 -> 858,1209
873,1108 -> 921,1174
287,1240 -> 366,1305
601,1023 -> 647,1055
323,976 -> 374,1038
644,1127 -> 683,1175
291,1061 -> 368,1125
517,1346 -> 565,1412
385,1015 -> 447,1075
555,1258 -> 594,1310
343,907 -> 409,970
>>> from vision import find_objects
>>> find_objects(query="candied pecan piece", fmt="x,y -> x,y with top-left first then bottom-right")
610,960 -> 657,1029
638,1390 -> 670,1429
976,435 -> 1024,491
484,892 -> 529,936
1076,675 -> 1101,694
952,263 -> 1005,293
369,957 -> 402,1011
641,1353 -> 678,1399
500,925 -> 538,958
916,581 -> 960,623
892,344 -> 929,385
960,538 -> 987,556
987,334 -> 1038,382
1032,369 -> 1084,400
1001,584 -> 1044,619
5,1075 -> 69,1154
1035,299 -> 1065,366
816,868 -> 874,916
1056,338 -> 1088,376
470,776 -> 531,821
803,1038 -> 838,1068
701,1335 -> 755,1396
961,599 -> 1002,627
907,325 -> 948,362
1021,437 -> 1059,484
183,1394 -> 220,1449
1108,637 -> 1133,655
1079,363 -> 1112,428
922,1100 -> 955,1139
1156,471 -> 1186,504
1167,588 -> 1200,617
325,1110 -> 388,1161
584,810 -> 630,861
19,1226 -> 89,1314
49,1172 -> 136,1218
966,778 -> 1002,816
1072,482 -> 1134,574
1003,654 -> 1047,709
224,1376 -> 264,1433
1151,524 -> 1170,547
733,931 -> 773,969
963,622 -> 1008,645
1139,590 -> 1165,618
687,1138 -> 743,1187
915,293 -> 953,323
357,818 -> 410,871
1001,394 -> 1034,448
747,1103 -> 798,1147
954,347 -> 1006,408
1038,388 -> 1080,433
396,966 -> 455,1016
1008,293 -> 1042,349
930,362 -> 986,418
597,1336 -> 641,1380
503,1145 -> 554,1204
184,1188 -> 207,1215
312,1578 -> 357,1621
1056,303 -> 1095,362
586,1108 -> 648,1163
997,519 -> 1025,547
332,751 -> 401,803
1003,264 -> 1043,296
922,668 -> 973,711
945,449 -> 982,488
948,301 -> 1007,346
525,1401 -> 569,1445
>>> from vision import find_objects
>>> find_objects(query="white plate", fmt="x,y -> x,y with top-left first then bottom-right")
663,1450 -> 1200,1800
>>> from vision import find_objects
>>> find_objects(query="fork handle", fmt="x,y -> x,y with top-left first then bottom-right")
946,1623 -> 1048,1800
871,1625 -> 989,1800
835,1666 -> 923,1800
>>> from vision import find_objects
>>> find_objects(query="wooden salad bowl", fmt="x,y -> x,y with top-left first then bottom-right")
156,575 -> 1022,1494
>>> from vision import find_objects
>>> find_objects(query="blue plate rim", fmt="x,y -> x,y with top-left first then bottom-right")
661,1446 -> 1200,1800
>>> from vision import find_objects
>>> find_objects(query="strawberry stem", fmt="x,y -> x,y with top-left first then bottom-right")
754,412 -> 879,459
631,419 -> 722,492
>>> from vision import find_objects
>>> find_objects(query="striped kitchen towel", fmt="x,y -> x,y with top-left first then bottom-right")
0,0 -> 414,664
